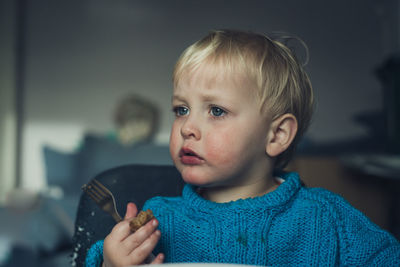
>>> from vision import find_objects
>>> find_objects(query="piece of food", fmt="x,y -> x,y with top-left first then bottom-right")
129,209 -> 155,232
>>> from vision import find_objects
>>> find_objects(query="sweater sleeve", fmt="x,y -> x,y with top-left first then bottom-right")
85,240 -> 104,267
335,198 -> 400,266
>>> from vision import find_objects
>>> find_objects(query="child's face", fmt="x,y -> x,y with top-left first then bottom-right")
170,65 -> 273,189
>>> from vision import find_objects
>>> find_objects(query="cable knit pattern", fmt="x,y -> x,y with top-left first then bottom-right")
85,172 -> 400,266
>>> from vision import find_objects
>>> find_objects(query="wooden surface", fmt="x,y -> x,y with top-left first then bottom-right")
287,156 -> 394,233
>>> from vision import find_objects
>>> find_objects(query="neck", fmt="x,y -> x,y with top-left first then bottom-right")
199,175 -> 280,203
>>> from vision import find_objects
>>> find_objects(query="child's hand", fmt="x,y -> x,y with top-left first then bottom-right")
102,202 -> 164,267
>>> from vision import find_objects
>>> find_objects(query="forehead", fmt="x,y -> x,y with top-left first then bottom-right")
175,60 -> 253,92
173,63 -> 263,112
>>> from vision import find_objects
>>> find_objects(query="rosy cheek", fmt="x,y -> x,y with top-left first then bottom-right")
169,124 -> 180,158
204,131 -> 235,164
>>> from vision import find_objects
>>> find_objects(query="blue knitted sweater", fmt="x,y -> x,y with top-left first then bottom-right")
86,172 -> 400,266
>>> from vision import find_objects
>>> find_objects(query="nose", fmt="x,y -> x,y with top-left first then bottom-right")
180,115 -> 201,140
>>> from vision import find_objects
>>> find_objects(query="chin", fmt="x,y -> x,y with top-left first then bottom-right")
179,168 -> 211,186
181,174 -> 206,186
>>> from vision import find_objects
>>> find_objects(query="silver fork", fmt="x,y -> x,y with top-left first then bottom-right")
82,179 -> 123,223
82,179 -> 156,262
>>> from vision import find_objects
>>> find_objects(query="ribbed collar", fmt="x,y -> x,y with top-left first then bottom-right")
182,172 -> 302,213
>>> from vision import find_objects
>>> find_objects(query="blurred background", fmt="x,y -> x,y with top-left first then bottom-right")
0,0 -> 399,266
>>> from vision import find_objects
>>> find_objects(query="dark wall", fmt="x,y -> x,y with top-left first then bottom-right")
12,0 -> 400,188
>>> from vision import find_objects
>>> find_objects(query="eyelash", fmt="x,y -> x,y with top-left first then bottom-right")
172,106 -> 189,117
209,106 -> 227,118
172,105 -> 228,118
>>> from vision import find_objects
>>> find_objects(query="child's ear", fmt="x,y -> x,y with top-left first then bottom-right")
265,113 -> 298,157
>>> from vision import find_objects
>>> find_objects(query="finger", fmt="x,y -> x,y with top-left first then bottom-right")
128,229 -> 161,263
108,203 -> 138,242
151,253 -> 164,264
124,202 -> 138,220
123,218 -> 159,248
109,220 -> 133,242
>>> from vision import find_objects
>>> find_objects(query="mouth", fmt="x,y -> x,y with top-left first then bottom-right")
179,147 -> 203,165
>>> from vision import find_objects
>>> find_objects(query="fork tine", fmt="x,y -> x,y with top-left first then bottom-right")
82,179 -> 123,223
83,182 -> 106,202
85,189 -> 102,203
92,179 -> 111,196
88,183 -> 107,199
87,180 -> 109,199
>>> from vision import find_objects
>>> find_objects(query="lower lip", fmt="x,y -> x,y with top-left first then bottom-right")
180,155 -> 203,165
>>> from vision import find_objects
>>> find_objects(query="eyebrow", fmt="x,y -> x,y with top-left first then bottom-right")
171,94 -> 185,102
172,93 -> 220,103
200,93 -> 218,102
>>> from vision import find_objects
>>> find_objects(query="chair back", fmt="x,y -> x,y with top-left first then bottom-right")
71,164 -> 183,266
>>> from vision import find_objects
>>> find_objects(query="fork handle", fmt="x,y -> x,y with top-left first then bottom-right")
111,212 -> 123,222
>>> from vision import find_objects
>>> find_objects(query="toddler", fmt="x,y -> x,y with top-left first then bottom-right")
86,29 -> 400,266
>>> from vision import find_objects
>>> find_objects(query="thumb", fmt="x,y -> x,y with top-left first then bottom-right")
124,202 -> 138,220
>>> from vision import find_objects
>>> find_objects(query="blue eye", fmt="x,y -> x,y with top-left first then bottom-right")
174,106 -> 189,116
210,107 -> 226,117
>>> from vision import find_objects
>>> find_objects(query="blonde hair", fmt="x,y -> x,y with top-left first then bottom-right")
173,29 -> 314,169
114,94 -> 160,142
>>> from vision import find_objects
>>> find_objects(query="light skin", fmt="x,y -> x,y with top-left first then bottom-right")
170,64 -> 298,202
102,202 -> 164,267
102,62 -> 298,266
